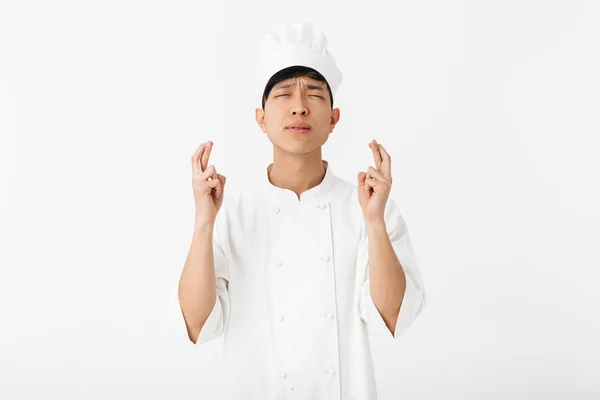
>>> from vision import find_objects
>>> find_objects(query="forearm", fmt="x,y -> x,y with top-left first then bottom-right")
178,223 -> 218,342
366,219 -> 407,333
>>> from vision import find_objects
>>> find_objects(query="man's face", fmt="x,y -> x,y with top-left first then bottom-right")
255,75 -> 340,155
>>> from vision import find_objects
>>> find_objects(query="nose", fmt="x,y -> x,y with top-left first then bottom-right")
291,92 -> 309,115
292,107 -> 308,115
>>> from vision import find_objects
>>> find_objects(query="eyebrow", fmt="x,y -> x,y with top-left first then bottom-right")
273,82 -> 324,92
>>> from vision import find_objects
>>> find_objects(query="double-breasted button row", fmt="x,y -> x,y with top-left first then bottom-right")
276,312 -> 334,321
278,367 -> 335,381
275,256 -> 329,267
273,203 -> 327,212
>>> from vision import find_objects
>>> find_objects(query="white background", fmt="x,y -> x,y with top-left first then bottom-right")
1,0 -> 599,399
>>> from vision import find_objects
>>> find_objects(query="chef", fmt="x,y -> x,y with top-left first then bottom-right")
174,21 -> 426,399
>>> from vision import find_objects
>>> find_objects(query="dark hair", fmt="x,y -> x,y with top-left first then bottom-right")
261,65 -> 334,109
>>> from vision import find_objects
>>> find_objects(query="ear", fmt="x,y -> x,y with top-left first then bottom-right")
330,108 -> 340,132
255,108 -> 266,133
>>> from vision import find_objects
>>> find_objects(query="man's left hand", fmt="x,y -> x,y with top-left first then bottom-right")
357,139 -> 393,223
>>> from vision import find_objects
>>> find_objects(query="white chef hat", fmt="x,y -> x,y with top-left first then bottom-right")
255,21 -> 342,106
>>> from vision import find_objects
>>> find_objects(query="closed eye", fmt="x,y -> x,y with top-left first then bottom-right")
275,94 -> 323,99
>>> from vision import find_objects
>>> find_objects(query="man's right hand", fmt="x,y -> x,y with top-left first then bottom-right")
191,141 -> 226,228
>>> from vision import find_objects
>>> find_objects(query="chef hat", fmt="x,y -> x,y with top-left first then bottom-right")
255,21 -> 342,105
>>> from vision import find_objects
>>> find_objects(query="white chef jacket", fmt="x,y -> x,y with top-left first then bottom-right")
172,160 -> 426,399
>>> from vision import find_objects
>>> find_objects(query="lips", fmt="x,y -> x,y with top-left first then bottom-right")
285,123 -> 312,133
287,127 -> 311,133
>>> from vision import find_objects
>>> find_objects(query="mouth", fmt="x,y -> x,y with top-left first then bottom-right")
286,127 -> 311,134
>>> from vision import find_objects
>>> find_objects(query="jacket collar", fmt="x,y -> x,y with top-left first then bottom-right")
264,159 -> 334,201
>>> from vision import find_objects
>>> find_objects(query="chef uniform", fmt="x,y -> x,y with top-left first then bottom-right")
172,22 -> 426,400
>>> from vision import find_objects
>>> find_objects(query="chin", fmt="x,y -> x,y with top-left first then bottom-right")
273,141 -> 326,155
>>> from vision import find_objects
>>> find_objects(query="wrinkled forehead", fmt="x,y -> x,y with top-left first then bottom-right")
273,76 -> 327,91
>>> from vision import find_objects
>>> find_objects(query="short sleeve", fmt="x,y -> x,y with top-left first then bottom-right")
357,198 -> 426,338
171,217 -> 231,346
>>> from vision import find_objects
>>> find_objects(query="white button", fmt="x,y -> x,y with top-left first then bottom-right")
279,372 -> 287,379
325,367 -> 336,375
276,260 -> 283,267
273,206 -> 280,213
317,203 -> 327,209
325,313 -> 334,319
321,256 -> 330,262
279,314 -> 285,321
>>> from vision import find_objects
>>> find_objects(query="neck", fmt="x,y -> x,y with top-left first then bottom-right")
268,147 -> 326,199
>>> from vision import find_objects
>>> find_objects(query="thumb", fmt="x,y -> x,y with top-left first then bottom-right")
215,174 -> 226,199
217,173 -> 226,187
357,172 -> 367,187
